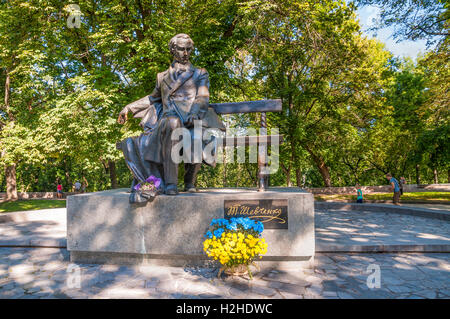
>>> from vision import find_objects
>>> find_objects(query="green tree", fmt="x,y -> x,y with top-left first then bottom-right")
0,0 -> 55,199
355,0 -> 449,45
235,0 -> 392,187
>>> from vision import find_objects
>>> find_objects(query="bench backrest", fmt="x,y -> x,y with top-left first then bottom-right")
210,99 -> 282,114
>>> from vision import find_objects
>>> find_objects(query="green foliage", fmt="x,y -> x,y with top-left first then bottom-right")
0,0 -> 448,193
355,0 -> 449,46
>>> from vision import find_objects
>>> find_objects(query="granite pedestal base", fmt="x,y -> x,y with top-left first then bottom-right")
67,188 -> 315,269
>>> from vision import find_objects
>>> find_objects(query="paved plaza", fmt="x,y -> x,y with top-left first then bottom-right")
316,209 -> 450,251
0,206 -> 449,299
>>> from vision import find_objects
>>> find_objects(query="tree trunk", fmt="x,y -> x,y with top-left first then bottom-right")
4,68 -> 10,114
304,145 -> 332,187
286,173 -> 292,187
416,164 -> 420,185
3,69 -> 17,201
5,164 -> 18,200
281,163 -> 292,187
63,158 -> 72,190
108,160 -> 118,189
295,168 -> 302,187
317,161 -> 332,187
433,168 -> 438,184
223,148 -> 227,187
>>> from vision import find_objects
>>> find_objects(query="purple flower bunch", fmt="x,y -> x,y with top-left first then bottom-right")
134,175 -> 161,191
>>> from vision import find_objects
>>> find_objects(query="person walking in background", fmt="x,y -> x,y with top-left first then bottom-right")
386,173 -> 401,205
356,184 -> 363,203
74,181 -> 81,193
56,183 -> 63,199
81,177 -> 88,193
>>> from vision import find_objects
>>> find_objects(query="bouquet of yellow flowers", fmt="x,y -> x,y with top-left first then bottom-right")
203,217 -> 268,278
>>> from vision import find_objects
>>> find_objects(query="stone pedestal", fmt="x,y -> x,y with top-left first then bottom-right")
67,188 -> 315,269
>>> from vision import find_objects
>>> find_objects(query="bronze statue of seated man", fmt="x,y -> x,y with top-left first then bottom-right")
117,33 -> 225,202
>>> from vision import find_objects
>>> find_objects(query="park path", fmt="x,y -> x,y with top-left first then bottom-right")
0,247 -> 448,299
315,209 -> 450,252
0,208 -> 66,247
399,203 -> 450,212
0,206 -> 449,298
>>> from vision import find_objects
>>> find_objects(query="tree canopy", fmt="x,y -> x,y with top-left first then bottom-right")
0,0 -> 448,198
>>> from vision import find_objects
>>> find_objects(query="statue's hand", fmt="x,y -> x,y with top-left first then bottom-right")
117,109 -> 128,124
184,113 -> 199,127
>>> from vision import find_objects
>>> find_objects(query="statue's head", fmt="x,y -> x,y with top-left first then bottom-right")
169,33 -> 194,65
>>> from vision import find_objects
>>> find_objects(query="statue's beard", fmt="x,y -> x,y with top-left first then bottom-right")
174,56 -> 189,64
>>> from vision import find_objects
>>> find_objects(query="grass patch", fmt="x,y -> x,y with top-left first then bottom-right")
315,192 -> 450,202
0,199 -> 67,213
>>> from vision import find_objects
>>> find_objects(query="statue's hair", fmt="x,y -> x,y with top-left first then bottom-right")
168,34 -> 194,54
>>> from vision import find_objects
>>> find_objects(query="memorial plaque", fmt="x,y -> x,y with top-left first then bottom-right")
224,199 -> 288,229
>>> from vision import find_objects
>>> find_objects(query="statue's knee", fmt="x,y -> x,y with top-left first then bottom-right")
168,117 -> 181,130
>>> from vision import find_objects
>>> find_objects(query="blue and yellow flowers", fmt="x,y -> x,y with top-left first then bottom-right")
203,217 -> 268,268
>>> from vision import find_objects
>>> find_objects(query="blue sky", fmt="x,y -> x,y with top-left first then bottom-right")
356,5 -> 432,59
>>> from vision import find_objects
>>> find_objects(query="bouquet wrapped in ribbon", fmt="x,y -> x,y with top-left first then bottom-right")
134,175 -> 162,200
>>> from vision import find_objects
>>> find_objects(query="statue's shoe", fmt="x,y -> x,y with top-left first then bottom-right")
184,184 -> 197,193
165,185 -> 179,195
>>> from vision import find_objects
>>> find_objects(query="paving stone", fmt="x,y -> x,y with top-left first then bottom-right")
157,279 -> 183,292
315,210 -> 450,251
24,286 -> 41,294
386,285 -> 416,294
304,275 -> 323,284
0,281 -> 16,290
359,289 -> 395,299
322,280 -> 340,291
322,291 -> 338,297
267,280 -> 283,289
8,264 -> 36,277
263,272 -> 311,287
251,284 -> 277,297
276,282 -> 307,295
407,294 -> 426,299
278,291 -> 303,299
224,275 -> 251,285
229,287 -> 247,297
306,285 -> 322,295
1,205 -> 449,300
337,291 -> 356,299
269,269 -> 280,274
145,280 -> 159,288
198,293 -> 223,298
381,274 -> 405,285
183,282 -> 219,295
303,293 -> 322,299
437,292 -> 449,298
0,287 -> 26,299
437,288 -> 450,297
414,289 -> 437,299
230,281 -> 251,293
96,287 -> 149,299
122,278 -> 146,289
